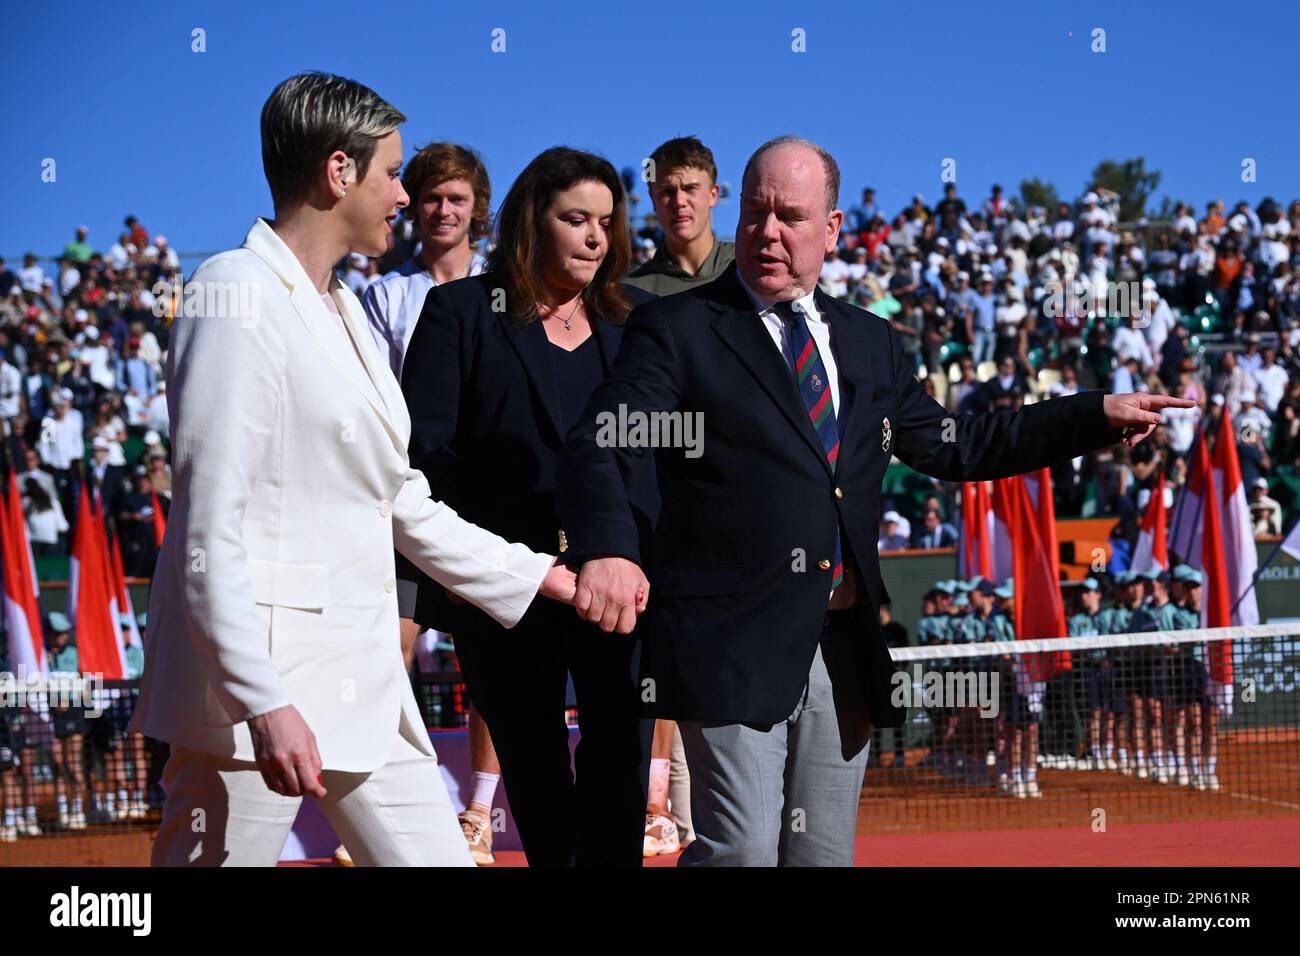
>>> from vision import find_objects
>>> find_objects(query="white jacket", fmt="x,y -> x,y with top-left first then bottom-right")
129,219 -> 553,772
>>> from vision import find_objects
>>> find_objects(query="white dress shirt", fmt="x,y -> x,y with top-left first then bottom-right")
735,270 -> 848,601
362,254 -> 486,380
735,270 -> 841,418
40,408 -> 84,469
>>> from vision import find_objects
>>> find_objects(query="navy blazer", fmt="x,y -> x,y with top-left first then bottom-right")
399,272 -> 657,634
558,262 -> 1123,727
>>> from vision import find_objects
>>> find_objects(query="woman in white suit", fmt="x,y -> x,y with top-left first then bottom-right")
129,72 -> 592,866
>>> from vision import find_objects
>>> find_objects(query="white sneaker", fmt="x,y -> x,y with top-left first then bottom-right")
0,825 -> 17,843
1027,780 -> 1042,798
69,811 -> 87,831
1077,756 -> 1094,771
1136,759 -> 1149,780
1206,773 -> 1221,792
1063,756 -> 1077,770
128,800 -> 148,821
111,804 -> 130,823
1119,755 -> 1132,776
1012,780 -> 1030,798
997,773 -> 1011,794
1177,767 -> 1191,787
643,814 -> 680,857
58,810 -> 71,829
1106,757 -> 1119,771
1192,773 -> 1208,791
17,818 -> 41,837
1157,765 -> 1172,784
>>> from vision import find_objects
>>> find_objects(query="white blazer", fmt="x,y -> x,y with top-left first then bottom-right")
129,219 -> 553,772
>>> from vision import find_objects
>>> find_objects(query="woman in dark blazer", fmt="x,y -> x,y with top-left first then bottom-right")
400,147 -> 656,866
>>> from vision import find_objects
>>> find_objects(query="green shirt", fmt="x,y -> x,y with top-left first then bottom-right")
1100,604 -> 1141,635
916,614 -> 951,646
1069,611 -> 1106,659
989,614 -> 1016,642
124,644 -> 145,680
623,237 -> 735,297
48,646 -> 79,675
1172,604 -> 1205,660
64,240 -> 93,265
1133,601 -> 1180,634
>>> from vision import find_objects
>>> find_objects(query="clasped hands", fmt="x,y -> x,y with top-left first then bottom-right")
539,556 -> 648,635
452,556 -> 648,635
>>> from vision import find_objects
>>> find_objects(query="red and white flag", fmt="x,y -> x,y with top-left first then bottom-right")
1132,471 -> 1169,575
1211,414 -> 1259,627
958,480 -> 994,580
994,473 -> 1069,682
68,484 -> 124,679
0,469 -> 46,675
1168,432 -> 1234,706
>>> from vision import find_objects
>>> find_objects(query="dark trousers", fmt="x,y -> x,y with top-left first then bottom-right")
452,599 -> 645,866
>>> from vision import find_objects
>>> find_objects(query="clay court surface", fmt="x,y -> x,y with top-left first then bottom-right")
4,728 -> 1296,867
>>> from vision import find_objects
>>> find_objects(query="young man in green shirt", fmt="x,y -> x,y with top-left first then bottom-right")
624,136 -> 735,299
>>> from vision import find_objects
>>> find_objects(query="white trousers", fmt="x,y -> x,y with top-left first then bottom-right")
150,719 -> 474,867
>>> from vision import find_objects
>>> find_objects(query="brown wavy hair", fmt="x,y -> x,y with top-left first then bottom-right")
400,142 -> 492,242
488,147 -> 631,325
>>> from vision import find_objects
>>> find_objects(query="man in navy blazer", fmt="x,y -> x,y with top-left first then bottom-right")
558,136 -> 1191,866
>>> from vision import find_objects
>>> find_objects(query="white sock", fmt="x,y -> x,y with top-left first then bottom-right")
1026,767 -> 1037,782
132,789 -> 145,804
1011,769 -> 1023,783
1191,757 -> 1202,775
1207,755 -> 1217,775
1176,753 -> 1186,768
24,806 -> 36,822
1118,748 -> 1128,762
3,809 -> 15,826
1105,743 -> 1115,759
117,788 -> 129,806
72,798 -> 83,814
57,795 -> 68,813
468,771 -> 499,813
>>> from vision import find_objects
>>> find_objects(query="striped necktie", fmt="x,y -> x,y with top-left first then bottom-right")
775,299 -> 843,589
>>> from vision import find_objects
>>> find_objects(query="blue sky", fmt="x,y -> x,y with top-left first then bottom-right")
3,0 -> 1298,269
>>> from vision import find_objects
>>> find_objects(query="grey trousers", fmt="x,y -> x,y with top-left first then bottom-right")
677,615 -> 873,866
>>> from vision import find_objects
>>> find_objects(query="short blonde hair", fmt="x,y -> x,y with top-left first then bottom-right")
260,72 -> 406,212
